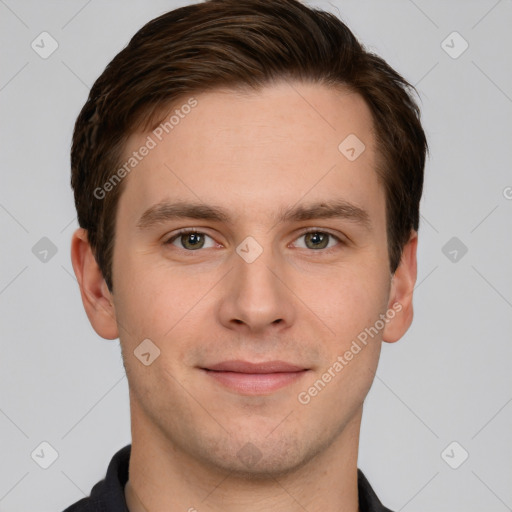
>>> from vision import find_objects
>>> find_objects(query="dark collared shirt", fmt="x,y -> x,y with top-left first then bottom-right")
62,444 -> 394,512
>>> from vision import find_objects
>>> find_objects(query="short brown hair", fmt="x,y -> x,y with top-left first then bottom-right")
71,0 -> 428,292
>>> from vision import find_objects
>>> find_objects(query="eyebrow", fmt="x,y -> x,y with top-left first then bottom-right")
136,199 -> 372,231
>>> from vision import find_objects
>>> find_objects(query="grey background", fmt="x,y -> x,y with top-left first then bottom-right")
1,0 -> 511,511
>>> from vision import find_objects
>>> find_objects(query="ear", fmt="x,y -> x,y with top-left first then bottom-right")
70,228 -> 119,340
382,230 -> 418,343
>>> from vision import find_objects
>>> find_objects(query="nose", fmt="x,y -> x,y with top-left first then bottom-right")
217,240 -> 296,335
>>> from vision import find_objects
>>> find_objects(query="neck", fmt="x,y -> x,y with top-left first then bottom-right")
126,396 -> 361,512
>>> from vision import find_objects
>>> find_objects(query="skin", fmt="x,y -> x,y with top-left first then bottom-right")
71,80 -> 417,512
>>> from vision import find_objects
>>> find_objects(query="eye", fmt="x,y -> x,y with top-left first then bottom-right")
165,229 -> 217,250
292,230 -> 343,251
164,228 -> 344,252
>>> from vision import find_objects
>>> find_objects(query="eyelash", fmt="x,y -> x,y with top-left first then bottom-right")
164,228 -> 345,253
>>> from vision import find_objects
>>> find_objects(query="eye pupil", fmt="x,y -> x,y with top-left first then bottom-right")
305,232 -> 329,249
182,232 -> 204,249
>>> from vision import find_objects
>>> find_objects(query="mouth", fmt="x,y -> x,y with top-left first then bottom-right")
200,360 -> 310,395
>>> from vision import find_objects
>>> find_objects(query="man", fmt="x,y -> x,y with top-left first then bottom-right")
65,0 -> 427,510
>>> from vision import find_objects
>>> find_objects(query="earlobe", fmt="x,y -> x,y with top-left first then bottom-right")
70,228 -> 119,340
382,231 -> 418,343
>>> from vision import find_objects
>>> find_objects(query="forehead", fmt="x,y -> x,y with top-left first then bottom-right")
116,81 -> 384,229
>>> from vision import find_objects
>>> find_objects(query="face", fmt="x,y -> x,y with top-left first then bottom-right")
79,81 -> 415,478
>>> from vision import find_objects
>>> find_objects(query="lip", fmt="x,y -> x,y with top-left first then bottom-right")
201,360 -> 309,395
205,360 -> 306,373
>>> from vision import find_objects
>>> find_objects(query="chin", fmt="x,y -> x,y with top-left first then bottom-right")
193,429 -> 320,480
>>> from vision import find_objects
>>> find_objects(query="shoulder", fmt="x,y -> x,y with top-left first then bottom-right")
60,444 -> 131,512
357,468 -> 395,512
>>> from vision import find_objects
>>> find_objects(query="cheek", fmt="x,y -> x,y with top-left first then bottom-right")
113,251 -> 215,348
306,261 -> 390,344
111,250 -> 168,340
112,230 -> 391,352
